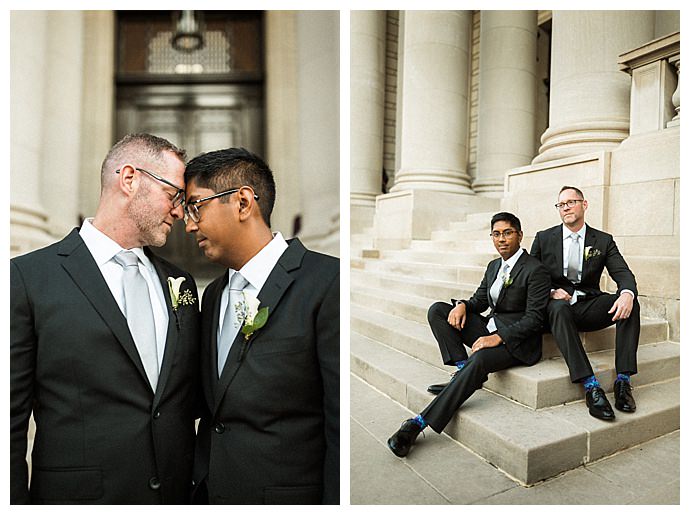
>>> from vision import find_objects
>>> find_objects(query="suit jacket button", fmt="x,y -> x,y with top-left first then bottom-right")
153,411 -> 161,419
214,422 -> 225,434
149,477 -> 161,490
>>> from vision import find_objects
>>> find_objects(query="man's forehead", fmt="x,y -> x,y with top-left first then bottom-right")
559,188 -> 582,199
184,181 -> 214,200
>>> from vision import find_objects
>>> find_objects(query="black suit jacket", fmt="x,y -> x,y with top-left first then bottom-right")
530,224 -> 637,297
193,238 -> 339,505
455,250 -> 551,366
10,228 -> 201,504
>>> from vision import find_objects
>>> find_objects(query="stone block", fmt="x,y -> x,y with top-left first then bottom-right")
607,180 -> 675,236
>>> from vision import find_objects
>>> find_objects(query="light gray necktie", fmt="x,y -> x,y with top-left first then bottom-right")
489,263 -> 510,305
218,272 -> 249,377
113,250 -> 159,392
567,233 -> 581,282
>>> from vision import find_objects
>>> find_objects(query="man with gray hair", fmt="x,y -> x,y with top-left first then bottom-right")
11,133 -> 201,503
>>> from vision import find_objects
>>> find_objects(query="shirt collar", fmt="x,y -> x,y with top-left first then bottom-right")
230,232 -> 289,292
502,247 -> 524,269
563,223 -> 586,241
79,218 -> 153,271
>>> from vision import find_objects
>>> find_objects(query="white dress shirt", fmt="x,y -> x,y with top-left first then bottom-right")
487,248 -> 524,333
561,224 -> 633,304
79,218 -> 169,369
217,232 -> 289,343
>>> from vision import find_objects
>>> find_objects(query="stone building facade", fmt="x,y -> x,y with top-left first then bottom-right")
351,10 -> 680,488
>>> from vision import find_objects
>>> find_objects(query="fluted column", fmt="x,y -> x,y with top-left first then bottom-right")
295,11 -> 339,256
10,11 -> 53,255
474,11 -> 538,197
534,11 -> 655,163
350,11 -> 386,233
391,10 -> 473,193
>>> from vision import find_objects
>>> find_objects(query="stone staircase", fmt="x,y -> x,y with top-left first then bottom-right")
350,213 -> 680,485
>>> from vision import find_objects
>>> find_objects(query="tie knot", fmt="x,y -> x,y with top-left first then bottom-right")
113,250 -> 140,268
571,233 -> 580,242
229,272 -> 248,291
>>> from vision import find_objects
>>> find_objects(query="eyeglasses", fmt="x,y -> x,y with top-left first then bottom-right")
184,186 -> 260,223
490,229 -> 518,240
116,167 -> 185,207
555,199 -> 584,210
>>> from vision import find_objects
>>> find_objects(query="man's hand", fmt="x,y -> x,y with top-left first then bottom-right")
609,291 -> 634,321
447,302 -> 467,330
550,288 -> 572,301
471,334 -> 502,353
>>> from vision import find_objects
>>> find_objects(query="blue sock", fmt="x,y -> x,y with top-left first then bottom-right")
413,414 -> 427,430
455,360 -> 467,371
582,375 -> 600,391
617,373 -> 631,383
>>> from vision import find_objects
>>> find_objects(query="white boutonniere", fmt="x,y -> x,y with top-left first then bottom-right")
502,272 -> 513,288
234,291 -> 270,341
584,246 -> 602,261
167,276 -> 196,311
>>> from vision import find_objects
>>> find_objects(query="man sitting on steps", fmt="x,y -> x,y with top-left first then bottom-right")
387,212 -> 550,458
530,186 -> 640,421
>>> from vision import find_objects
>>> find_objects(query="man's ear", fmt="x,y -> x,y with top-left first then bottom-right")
117,164 -> 138,197
237,187 -> 255,221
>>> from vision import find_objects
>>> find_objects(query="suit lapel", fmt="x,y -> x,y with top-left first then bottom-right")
147,250 -> 179,404
58,229 -> 150,389
212,239 -> 305,415
496,250 -> 526,307
487,259 -> 501,310
553,225 -> 564,274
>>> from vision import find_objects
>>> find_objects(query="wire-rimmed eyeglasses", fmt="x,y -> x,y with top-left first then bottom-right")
115,166 -> 185,208
184,187 -> 260,223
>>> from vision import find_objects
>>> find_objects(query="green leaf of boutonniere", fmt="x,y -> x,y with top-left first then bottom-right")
241,306 -> 269,340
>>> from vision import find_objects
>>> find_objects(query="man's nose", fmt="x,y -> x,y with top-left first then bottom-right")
184,217 -> 198,233
171,203 -> 184,220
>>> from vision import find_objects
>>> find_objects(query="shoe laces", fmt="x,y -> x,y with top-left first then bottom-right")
618,380 -> 633,393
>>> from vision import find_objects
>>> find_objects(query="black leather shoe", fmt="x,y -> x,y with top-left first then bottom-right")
586,387 -> 615,421
614,380 -> 636,412
387,419 -> 422,457
427,370 -> 459,395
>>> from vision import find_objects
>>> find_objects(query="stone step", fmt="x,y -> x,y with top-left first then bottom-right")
380,248 -> 498,267
351,268 -> 476,304
351,332 -> 680,485
351,290 -> 668,359
432,228 -> 494,241
354,258 -> 487,285
448,214 -> 492,232
350,308 -> 676,409
410,238 -> 498,254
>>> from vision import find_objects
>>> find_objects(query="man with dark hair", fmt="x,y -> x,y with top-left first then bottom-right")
184,148 -> 339,504
387,212 -> 550,458
531,186 -> 639,421
10,133 -> 200,503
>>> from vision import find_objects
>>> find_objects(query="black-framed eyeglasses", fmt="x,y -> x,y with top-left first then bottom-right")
184,186 -> 260,223
555,199 -> 584,210
115,166 -> 185,207
490,229 -> 518,240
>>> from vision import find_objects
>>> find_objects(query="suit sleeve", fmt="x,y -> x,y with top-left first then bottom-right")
315,270 -> 339,505
10,261 -> 35,504
461,268 -> 491,314
496,263 -> 551,354
604,235 -> 637,296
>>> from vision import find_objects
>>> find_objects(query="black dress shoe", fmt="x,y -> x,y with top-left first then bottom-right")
614,380 -> 636,412
586,386 -> 615,421
387,419 -> 422,457
427,370 -> 460,395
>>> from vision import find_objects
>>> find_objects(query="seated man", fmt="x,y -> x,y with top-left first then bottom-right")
530,186 -> 639,421
387,212 -> 550,458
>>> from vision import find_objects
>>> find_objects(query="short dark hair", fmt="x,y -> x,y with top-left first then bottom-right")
559,185 -> 584,199
101,133 -> 186,189
184,148 -> 276,227
490,212 -> 522,232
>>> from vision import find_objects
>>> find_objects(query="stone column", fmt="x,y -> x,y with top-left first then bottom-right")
350,11 -> 386,233
391,10 -> 473,193
534,11 -> 656,164
474,11 -> 538,197
10,11 -> 53,256
41,11 -> 84,237
295,11 -> 339,256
